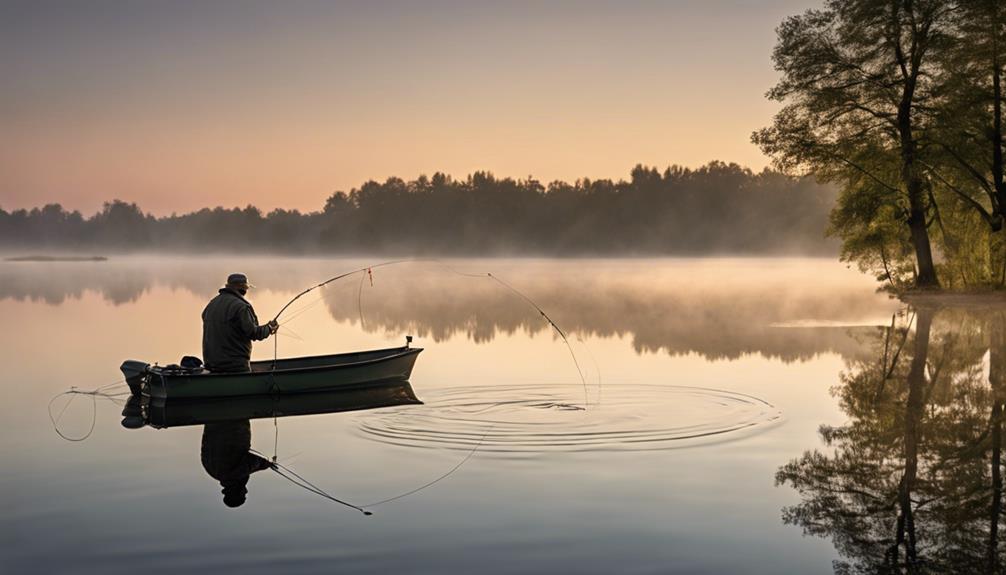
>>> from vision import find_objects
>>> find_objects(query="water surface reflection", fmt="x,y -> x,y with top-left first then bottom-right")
1,257 -> 898,361
123,383 -> 423,509
778,304 -> 1006,573
201,420 -> 272,508
3,257 -> 913,574
355,383 -> 782,452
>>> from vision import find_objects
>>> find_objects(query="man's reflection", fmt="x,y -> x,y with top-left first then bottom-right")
200,420 -> 271,508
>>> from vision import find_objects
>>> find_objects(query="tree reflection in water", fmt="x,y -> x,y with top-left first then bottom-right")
0,258 -> 897,362
777,304 -> 1006,574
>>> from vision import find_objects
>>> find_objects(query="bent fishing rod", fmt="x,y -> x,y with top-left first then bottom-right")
269,258 -> 591,404
270,259 -> 417,324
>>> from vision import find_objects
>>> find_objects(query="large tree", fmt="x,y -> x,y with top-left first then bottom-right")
755,0 -> 957,288
926,0 -> 1006,286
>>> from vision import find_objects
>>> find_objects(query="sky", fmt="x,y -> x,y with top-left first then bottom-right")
1,0 -> 816,215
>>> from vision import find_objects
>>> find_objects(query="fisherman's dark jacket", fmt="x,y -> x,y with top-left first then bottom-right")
201,288 -> 272,372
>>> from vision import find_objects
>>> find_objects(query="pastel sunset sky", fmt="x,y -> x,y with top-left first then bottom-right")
2,0 -> 814,214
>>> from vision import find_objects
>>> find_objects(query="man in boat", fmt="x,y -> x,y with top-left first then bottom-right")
202,273 -> 279,373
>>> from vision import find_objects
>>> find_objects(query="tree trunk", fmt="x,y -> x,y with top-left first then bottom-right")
903,163 -> 940,289
989,312 -> 1004,574
993,15 -> 1005,290
892,0 -> 939,290
899,85 -> 940,288
993,9 -> 1005,222
893,306 -> 931,568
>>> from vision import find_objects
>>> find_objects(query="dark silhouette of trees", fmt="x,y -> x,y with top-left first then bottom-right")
0,163 -> 838,256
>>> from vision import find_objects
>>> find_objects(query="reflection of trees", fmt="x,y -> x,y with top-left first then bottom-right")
777,305 -> 1006,573
325,277 -> 883,363
0,259 -> 897,362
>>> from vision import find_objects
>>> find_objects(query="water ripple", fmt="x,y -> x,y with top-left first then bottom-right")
354,384 -> 781,453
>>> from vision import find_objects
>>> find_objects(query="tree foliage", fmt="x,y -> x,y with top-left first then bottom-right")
760,0 -> 1006,291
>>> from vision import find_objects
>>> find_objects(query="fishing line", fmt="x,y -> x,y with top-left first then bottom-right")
357,269 -> 367,329
418,261 -> 593,406
47,379 -> 129,442
362,424 -> 493,508
576,335 -> 602,405
271,258 -> 595,407
414,261 -> 592,405
273,416 -> 279,462
271,259 -> 417,324
484,273 -> 588,407
278,329 -> 305,342
280,291 -> 332,326
250,451 -> 372,515
251,424 -> 492,515
273,465 -> 372,515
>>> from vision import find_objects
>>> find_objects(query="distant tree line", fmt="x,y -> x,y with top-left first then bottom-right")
758,0 -> 1006,290
0,162 -> 837,255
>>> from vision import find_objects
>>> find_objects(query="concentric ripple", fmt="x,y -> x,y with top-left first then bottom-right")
354,384 -> 781,453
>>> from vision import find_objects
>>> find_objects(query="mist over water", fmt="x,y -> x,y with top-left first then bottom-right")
7,257 -> 993,574
0,256 -> 898,361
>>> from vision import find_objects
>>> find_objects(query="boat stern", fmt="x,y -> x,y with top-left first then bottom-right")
119,360 -> 150,395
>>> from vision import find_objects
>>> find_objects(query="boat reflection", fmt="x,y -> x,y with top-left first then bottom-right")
121,382 -> 422,508
777,304 -> 1006,572
122,381 -> 422,429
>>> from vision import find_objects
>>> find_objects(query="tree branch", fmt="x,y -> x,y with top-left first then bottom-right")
919,160 -> 997,226
937,143 -> 997,198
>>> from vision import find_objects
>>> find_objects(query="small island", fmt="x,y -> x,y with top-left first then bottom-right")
4,255 -> 108,262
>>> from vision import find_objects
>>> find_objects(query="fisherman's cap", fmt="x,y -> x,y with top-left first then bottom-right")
226,273 -> 255,288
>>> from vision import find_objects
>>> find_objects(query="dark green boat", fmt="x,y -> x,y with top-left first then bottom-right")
120,341 -> 422,400
122,380 -> 423,429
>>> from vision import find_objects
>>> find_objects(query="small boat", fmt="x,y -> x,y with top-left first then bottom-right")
120,338 -> 422,400
122,381 -> 423,429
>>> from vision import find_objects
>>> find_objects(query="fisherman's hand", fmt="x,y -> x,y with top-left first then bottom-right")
268,320 -> 279,334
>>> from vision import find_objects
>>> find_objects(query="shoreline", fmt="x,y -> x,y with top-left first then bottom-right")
4,255 -> 108,262
899,291 -> 1006,307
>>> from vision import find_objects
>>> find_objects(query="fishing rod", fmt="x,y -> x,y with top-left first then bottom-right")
271,259 -> 592,404
270,259 -> 416,324
260,260 -> 594,512
485,272 -> 588,403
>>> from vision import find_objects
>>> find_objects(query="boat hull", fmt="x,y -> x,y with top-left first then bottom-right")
123,346 -> 422,400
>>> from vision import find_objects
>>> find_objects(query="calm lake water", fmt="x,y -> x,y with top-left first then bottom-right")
2,257 -> 1002,574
